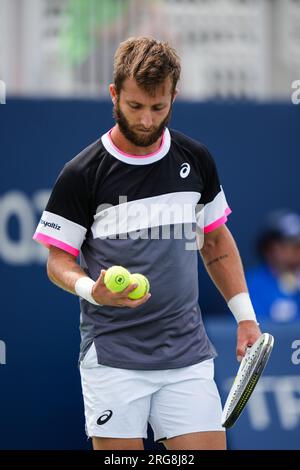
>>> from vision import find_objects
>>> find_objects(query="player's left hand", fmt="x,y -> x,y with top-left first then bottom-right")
236,320 -> 262,362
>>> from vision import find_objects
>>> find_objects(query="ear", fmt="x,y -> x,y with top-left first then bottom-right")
109,84 -> 118,105
172,88 -> 179,103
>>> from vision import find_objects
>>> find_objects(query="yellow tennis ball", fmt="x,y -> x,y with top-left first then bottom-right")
128,273 -> 150,300
104,266 -> 131,293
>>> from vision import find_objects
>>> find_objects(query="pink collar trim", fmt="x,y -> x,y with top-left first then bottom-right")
108,129 -> 166,159
101,128 -> 171,166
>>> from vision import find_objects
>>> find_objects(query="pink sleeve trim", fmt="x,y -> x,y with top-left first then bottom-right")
203,207 -> 232,233
33,232 -> 79,257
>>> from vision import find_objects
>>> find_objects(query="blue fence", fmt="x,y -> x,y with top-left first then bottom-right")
0,99 -> 299,449
1,313 -> 299,449
208,321 -> 300,450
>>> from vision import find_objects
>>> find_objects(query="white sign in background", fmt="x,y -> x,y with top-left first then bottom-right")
0,190 -> 51,265
0,80 -> 6,104
0,340 -> 6,365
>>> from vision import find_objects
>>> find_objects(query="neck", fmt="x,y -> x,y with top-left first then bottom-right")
110,125 -> 163,156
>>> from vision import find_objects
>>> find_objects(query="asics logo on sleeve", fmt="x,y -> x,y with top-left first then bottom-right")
97,410 -> 113,425
180,163 -> 191,178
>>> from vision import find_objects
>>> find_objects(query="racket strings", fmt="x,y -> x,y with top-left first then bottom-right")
225,345 -> 262,415
231,348 -> 260,403
222,334 -> 274,428
236,373 -> 259,413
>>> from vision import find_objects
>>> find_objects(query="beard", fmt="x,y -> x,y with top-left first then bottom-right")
113,99 -> 172,148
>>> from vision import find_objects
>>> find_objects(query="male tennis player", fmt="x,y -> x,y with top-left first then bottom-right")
33,37 -> 261,450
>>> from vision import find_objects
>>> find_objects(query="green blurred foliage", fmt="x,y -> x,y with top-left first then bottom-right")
61,0 -> 130,65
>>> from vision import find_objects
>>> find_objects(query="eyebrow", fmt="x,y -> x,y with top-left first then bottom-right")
126,100 -> 166,107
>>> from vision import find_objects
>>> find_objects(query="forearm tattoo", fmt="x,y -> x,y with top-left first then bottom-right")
206,254 -> 229,267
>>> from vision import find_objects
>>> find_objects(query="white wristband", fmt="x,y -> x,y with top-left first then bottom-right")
227,292 -> 258,324
74,277 -> 101,306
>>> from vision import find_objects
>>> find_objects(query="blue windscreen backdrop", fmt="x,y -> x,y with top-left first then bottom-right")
0,99 -> 299,449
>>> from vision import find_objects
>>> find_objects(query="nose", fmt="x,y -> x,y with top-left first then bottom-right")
140,112 -> 153,129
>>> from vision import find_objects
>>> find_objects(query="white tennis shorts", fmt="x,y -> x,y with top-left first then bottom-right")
80,342 -> 224,442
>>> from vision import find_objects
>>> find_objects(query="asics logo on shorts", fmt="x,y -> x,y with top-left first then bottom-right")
180,163 -> 191,178
97,410 -> 113,425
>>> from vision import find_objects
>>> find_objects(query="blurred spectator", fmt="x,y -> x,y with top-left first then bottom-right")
246,210 -> 300,323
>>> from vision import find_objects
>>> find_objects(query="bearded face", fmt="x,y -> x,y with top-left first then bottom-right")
113,98 -> 172,148
111,77 -> 174,148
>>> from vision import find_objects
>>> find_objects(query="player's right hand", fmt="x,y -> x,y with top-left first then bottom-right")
91,270 -> 151,308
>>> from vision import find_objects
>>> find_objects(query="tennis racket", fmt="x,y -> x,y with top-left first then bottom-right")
222,332 -> 274,428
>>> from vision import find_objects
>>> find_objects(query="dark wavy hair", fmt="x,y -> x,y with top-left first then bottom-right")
113,37 -> 181,96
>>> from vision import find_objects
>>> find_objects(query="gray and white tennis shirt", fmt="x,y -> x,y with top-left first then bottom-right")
33,128 -> 231,370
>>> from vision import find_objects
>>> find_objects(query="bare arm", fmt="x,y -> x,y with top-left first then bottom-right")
198,224 -> 248,302
198,224 -> 261,360
47,246 -> 151,308
47,246 -> 86,295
